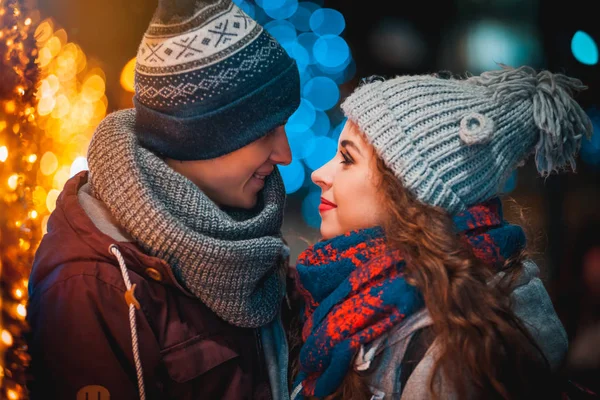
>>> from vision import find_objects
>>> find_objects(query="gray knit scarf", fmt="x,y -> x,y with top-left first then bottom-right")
87,109 -> 287,328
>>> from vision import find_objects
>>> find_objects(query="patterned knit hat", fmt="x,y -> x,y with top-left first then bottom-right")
133,0 -> 300,160
341,65 -> 593,215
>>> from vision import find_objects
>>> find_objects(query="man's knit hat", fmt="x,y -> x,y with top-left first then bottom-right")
133,0 -> 300,160
341,65 -> 593,215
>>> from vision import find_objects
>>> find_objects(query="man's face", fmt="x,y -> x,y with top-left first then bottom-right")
165,126 -> 292,209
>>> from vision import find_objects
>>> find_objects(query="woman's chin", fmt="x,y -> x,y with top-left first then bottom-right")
319,223 -> 340,241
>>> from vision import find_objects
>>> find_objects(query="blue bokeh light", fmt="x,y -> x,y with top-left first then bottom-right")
311,110 -> 331,136
313,34 -> 351,69
320,58 -> 356,85
264,19 -> 297,45
262,0 -> 287,8
304,136 -> 338,170
299,65 -> 314,86
302,76 -> 340,111
253,5 -> 271,25
279,159 -> 306,194
329,117 -> 347,139
284,39 -> 310,70
466,21 -> 542,73
309,8 -> 345,36
287,129 -> 316,160
288,2 -> 319,32
263,0 -> 299,20
313,54 -> 351,74
302,190 -> 322,228
286,98 -> 316,134
571,30 -> 599,66
237,0 -> 354,227
235,0 -> 256,19
297,32 -> 319,65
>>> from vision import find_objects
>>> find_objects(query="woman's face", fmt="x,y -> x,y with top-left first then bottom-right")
311,120 -> 384,239
166,126 -> 291,209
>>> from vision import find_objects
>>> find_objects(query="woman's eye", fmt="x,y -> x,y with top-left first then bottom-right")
340,151 -> 353,165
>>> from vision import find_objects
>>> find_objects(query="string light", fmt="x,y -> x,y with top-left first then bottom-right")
1,1 -> 108,398
1,330 -> 13,347
16,304 -> 26,318
0,146 -> 8,162
7,389 -> 18,400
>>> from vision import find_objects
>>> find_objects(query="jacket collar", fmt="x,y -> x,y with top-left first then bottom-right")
58,171 -> 194,296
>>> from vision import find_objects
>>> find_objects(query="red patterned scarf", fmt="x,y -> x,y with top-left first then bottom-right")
291,198 -> 525,399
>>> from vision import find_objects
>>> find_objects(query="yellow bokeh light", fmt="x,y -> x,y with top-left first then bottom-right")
46,189 -> 60,213
120,57 -> 137,93
38,46 -> 52,68
16,304 -> 27,318
46,36 -> 62,57
70,156 -> 88,177
53,166 -> 70,190
37,96 -> 56,116
1,330 -> 13,346
33,186 -> 47,209
46,74 -> 59,95
52,94 -> 71,119
5,100 -> 16,114
54,29 -> 68,46
35,19 -> 54,44
75,46 -> 87,73
40,151 -> 58,176
19,238 -> 31,251
81,75 -> 106,103
56,56 -> 77,82
38,80 -> 51,98
7,174 -> 19,190
0,15 -> 110,390
0,146 -> 8,162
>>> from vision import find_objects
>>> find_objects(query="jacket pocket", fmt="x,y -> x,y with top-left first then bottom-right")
161,334 -> 240,383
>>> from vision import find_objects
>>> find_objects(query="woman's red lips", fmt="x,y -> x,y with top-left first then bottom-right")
319,197 -> 337,213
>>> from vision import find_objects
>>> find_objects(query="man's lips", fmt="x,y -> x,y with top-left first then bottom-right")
319,197 -> 337,213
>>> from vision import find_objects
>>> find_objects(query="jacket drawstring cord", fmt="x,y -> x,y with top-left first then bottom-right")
109,244 -> 146,400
